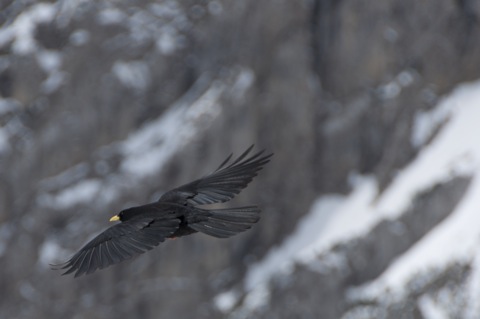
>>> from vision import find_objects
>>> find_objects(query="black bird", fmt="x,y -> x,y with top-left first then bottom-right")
53,145 -> 272,277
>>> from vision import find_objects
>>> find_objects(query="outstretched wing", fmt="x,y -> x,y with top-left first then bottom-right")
53,217 -> 180,277
159,145 -> 273,205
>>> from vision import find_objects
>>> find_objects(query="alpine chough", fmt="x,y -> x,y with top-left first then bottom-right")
53,145 -> 272,277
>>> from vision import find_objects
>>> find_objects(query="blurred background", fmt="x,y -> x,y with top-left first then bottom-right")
1,0 -> 480,318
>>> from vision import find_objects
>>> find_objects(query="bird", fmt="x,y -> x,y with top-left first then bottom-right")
52,145 -> 273,277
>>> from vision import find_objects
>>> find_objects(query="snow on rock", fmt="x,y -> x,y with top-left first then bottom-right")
120,82 -> 224,177
155,27 -> 179,55
0,2 -> 70,93
69,29 -> 90,46
214,290 -> 241,313
418,294 -> 450,319
36,50 -> 66,93
112,60 -> 151,91
0,98 -> 20,116
124,3 -> 187,55
411,99 -> 452,148
96,8 -> 127,26
0,3 -> 57,54
39,179 -> 103,210
222,79 -> 480,314
38,239 -> 69,267
37,163 -> 90,191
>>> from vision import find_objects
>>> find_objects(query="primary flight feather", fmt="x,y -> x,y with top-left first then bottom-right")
53,145 -> 272,277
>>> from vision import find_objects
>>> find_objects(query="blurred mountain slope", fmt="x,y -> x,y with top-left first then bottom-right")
1,1 -> 480,318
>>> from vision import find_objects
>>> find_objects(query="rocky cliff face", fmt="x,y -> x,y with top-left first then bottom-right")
1,1 -> 480,318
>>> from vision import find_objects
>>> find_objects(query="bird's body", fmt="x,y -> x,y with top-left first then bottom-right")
53,145 -> 272,277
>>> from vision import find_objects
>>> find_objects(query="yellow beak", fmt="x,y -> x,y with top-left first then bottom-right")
109,215 -> 120,222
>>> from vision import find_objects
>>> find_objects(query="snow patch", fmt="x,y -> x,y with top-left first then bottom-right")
112,60 -> 151,91
38,163 -> 89,191
69,29 -> 90,46
38,240 -> 67,266
155,28 -> 178,55
231,68 -> 255,101
36,50 -> 66,93
36,50 -> 62,73
0,98 -> 20,116
97,8 -> 127,25
418,294 -> 449,319
41,179 -> 102,209
214,290 -> 240,313
242,284 -> 270,313
411,98 -> 453,148
0,3 -> 57,54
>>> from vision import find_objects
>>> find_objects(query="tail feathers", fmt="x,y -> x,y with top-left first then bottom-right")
189,206 -> 260,238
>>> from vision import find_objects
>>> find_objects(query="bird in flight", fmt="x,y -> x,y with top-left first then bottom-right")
52,145 -> 272,277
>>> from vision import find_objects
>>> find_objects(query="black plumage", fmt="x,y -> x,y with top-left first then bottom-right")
53,145 -> 272,277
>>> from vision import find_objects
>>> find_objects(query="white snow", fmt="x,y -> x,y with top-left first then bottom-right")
214,290 -> 240,313
41,179 -> 102,209
411,99 -> 453,148
418,294 -> 449,319
69,29 -> 90,46
0,4 -> 67,93
37,162 -> 89,191
222,79 -> 480,313
38,240 -> 67,266
112,60 -> 151,91
230,68 -> 255,102
155,28 -> 178,55
36,50 -> 62,73
96,8 -> 127,26
36,50 -> 66,93
0,3 -> 57,54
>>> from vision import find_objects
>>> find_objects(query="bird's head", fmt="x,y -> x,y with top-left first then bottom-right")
109,207 -> 137,222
